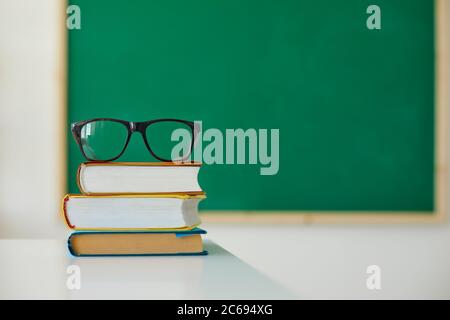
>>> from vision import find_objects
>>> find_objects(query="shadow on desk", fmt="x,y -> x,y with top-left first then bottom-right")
69,240 -> 293,299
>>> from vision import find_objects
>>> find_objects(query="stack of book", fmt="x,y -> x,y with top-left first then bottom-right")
61,162 -> 207,256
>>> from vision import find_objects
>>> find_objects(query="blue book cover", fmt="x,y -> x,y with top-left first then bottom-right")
68,228 -> 208,257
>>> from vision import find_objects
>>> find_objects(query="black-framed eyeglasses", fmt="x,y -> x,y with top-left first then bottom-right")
71,118 -> 197,162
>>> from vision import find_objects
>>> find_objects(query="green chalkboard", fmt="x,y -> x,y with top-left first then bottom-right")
68,0 -> 435,212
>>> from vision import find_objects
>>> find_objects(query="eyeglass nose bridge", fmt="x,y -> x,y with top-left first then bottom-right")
129,122 -> 137,132
131,121 -> 148,134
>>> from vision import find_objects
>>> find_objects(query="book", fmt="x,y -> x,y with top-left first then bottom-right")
77,162 -> 203,195
62,194 -> 204,231
68,229 -> 208,256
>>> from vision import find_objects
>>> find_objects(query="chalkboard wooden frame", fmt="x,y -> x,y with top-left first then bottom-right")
62,0 -> 448,223
199,0 -> 448,223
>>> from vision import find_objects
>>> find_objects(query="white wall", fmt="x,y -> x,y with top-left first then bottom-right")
0,0 -> 65,237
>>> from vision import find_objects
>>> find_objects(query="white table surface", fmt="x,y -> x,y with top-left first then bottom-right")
206,223 -> 450,299
0,238 -> 294,299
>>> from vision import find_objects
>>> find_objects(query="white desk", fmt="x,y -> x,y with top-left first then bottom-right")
206,224 -> 450,299
0,239 -> 293,299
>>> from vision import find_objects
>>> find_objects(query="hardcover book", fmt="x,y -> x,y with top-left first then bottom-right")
77,162 -> 203,195
62,194 -> 204,231
68,228 -> 208,256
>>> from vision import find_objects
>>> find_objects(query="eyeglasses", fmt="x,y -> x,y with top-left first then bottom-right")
71,118 -> 197,162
